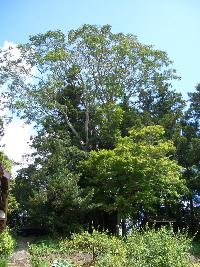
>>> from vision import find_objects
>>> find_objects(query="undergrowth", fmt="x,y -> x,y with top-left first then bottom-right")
0,228 -> 16,267
29,226 -> 193,267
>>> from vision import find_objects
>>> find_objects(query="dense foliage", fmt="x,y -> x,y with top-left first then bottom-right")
0,24 -> 200,235
28,228 -> 192,267
0,228 -> 16,260
81,125 -> 186,233
0,151 -> 18,221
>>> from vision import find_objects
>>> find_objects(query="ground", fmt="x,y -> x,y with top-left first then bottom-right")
8,236 -> 35,267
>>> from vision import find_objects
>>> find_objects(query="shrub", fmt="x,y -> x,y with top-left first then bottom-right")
52,259 -> 73,267
28,227 -> 193,267
0,258 -> 8,267
71,230 -> 126,259
0,228 -> 16,256
96,253 -> 128,267
126,226 -> 192,267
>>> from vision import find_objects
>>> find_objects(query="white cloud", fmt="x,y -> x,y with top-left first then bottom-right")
2,41 -> 21,59
1,119 -> 34,174
0,41 -> 36,175
1,120 -> 32,162
1,40 -> 36,82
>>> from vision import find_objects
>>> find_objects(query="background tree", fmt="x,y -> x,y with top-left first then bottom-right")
188,83 -> 200,119
172,84 -> 200,234
135,83 -> 185,138
13,117 -> 92,233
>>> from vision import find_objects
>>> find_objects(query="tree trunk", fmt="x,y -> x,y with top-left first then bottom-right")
116,212 -> 120,236
122,219 -> 127,236
189,195 -> 196,233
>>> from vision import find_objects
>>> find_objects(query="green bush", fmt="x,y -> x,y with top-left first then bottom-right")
96,253 -> 127,267
126,226 -> 192,267
0,228 -> 16,256
71,230 -> 126,258
28,227 -> 193,267
29,238 -> 61,258
71,227 -> 192,267
0,258 -> 8,267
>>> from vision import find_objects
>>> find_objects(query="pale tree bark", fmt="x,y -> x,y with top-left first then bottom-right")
85,101 -> 89,147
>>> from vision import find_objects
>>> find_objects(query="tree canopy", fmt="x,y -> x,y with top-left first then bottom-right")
0,24 -> 181,150
0,24 -> 198,234
81,126 -> 186,218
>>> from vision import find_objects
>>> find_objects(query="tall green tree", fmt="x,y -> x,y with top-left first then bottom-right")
173,84 -> 200,232
0,24 -> 180,150
188,83 -> 200,119
14,117 -> 92,233
175,118 -> 200,232
0,25 -> 186,233
81,125 -> 186,233
135,82 -> 185,138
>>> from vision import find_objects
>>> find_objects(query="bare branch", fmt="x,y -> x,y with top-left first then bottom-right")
62,106 -> 85,147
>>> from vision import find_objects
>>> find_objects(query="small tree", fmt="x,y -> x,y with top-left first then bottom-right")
81,125 -> 187,233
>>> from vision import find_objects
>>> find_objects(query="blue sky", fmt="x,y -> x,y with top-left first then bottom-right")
1,0 -> 200,98
0,0 -> 200,168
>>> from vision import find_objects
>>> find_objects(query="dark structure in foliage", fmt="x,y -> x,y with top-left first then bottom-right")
0,163 -> 10,232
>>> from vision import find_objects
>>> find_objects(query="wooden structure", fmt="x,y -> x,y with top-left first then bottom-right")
148,216 -> 176,229
0,163 -> 10,232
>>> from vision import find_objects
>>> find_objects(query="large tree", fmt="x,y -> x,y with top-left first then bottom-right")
0,24 -> 180,150
173,85 -> 200,233
0,25 -> 187,233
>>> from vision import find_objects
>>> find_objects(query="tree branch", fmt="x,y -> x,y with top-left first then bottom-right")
85,101 -> 89,146
62,107 -> 85,147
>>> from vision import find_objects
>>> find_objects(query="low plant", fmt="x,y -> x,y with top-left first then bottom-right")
96,253 -> 128,267
71,230 -> 126,259
52,259 -> 73,267
29,238 -> 61,258
0,229 -> 16,267
28,227 -> 193,267
0,258 -> 8,267
126,226 -> 192,267
30,260 -> 49,267
0,228 -> 16,256
29,237 -> 74,267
